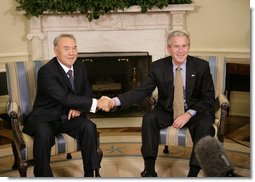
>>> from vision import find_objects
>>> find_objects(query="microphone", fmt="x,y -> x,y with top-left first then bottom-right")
195,135 -> 240,177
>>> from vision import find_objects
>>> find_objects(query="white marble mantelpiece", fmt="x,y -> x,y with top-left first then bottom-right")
27,4 -> 194,61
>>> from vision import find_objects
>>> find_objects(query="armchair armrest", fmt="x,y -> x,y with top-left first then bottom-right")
149,96 -> 157,110
218,94 -> 230,110
7,102 -> 26,150
215,94 -> 230,142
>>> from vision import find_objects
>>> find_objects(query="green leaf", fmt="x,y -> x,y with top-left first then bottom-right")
15,0 -> 192,21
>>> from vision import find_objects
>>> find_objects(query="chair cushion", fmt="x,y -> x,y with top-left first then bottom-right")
159,126 -> 193,147
20,133 -> 80,161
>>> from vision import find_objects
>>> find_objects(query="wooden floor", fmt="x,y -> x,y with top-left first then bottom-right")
224,115 -> 250,148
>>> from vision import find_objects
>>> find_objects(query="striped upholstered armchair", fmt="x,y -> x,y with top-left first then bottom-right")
155,56 -> 230,153
5,60 -> 102,177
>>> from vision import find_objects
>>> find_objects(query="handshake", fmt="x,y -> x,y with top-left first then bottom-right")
97,96 -> 116,112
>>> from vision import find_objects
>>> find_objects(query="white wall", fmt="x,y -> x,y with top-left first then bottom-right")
0,1 -> 28,54
187,0 -> 250,53
0,0 -> 250,57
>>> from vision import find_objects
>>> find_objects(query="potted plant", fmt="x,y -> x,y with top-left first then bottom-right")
16,0 -> 192,21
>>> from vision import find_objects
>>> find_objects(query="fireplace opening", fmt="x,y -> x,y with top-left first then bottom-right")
77,52 -> 152,118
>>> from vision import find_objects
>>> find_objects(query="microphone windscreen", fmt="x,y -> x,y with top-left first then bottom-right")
195,136 -> 235,177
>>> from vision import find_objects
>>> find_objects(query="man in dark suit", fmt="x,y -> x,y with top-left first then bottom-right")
105,30 -> 215,177
23,33 -> 109,177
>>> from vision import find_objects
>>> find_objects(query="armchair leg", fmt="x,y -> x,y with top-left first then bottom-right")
18,161 -> 28,177
163,145 -> 169,154
66,153 -> 72,159
11,141 -> 18,169
218,134 -> 224,143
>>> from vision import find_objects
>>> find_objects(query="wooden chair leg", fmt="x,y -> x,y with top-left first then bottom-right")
18,161 -> 28,177
218,134 -> 224,143
163,145 -> 169,154
11,141 -> 18,169
98,148 -> 103,163
66,153 -> 72,159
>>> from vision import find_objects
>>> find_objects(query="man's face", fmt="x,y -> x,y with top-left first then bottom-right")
167,35 -> 190,65
54,37 -> 78,68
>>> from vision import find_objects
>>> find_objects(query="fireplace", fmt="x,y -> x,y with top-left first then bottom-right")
24,4 -> 194,118
26,5 -> 194,61
77,52 -> 152,118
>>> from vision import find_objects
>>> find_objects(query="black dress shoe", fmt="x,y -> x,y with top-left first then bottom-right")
84,170 -> 94,177
141,170 -> 157,177
141,170 -> 146,177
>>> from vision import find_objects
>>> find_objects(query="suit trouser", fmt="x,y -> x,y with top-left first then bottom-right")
32,116 -> 99,177
141,107 -> 214,167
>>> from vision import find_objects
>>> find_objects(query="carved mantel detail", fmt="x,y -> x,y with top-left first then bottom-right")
27,4 -> 194,60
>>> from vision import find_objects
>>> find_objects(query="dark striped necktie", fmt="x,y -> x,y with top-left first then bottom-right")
67,69 -> 74,90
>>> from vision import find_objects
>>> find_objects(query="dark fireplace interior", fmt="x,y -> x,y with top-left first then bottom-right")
77,52 -> 152,118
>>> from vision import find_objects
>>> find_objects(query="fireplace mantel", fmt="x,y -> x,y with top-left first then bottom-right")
27,4 -> 194,61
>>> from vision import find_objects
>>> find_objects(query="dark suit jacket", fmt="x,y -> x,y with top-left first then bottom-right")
118,55 -> 215,115
23,57 -> 93,136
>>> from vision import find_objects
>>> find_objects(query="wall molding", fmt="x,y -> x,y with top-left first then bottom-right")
0,52 -> 29,61
190,49 -> 250,59
0,52 -> 30,71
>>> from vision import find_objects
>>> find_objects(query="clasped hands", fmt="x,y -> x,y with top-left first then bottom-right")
97,96 -> 116,112
67,96 -> 115,120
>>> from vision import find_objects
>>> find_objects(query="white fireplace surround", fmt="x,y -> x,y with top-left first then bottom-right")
27,4 -> 194,61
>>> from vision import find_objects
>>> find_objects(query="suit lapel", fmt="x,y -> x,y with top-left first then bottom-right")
160,57 -> 174,109
73,61 -> 81,93
185,56 -> 197,100
54,58 -> 74,92
166,58 -> 174,94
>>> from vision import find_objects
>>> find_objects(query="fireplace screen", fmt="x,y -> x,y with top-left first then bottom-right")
78,52 -> 152,117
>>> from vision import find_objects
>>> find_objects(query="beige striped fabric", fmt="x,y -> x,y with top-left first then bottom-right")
6,60 -> 80,161
21,133 -> 79,160
6,60 -> 48,123
160,126 -> 193,147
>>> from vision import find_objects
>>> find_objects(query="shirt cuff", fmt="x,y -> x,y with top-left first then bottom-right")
187,109 -> 197,117
90,98 -> 97,113
113,97 -> 121,107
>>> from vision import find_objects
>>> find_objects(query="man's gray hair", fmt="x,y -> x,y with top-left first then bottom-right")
167,30 -> 190,47
53,33 -> 76,47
